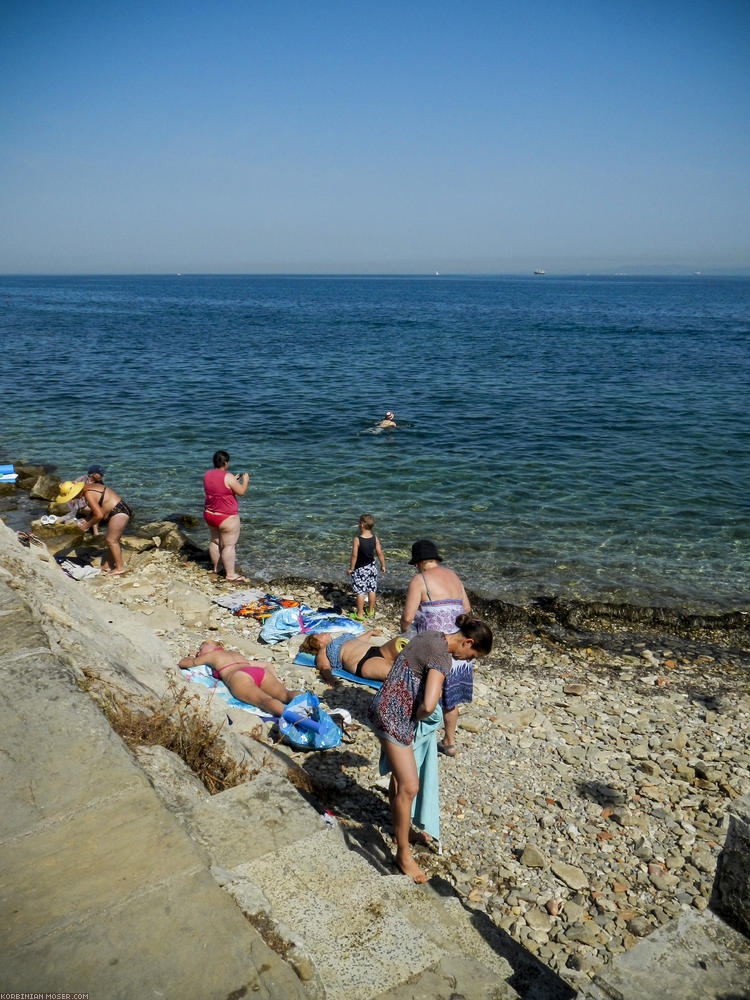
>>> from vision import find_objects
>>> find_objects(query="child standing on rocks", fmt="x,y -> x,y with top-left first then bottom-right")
347,513 -> 386,621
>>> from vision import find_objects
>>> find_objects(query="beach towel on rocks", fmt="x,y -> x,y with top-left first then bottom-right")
260,606 -> 367,644
301,609 -> 367,634
235,596 -> 301,621
294,651 -> 382,690
211,588 -> 266,611
260,606 -> 306,643
179,664 -> 266,716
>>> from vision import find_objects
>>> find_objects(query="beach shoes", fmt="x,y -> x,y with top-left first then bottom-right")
329,708 -> 356,743
438,742 -> 457,757
329,707 -> 352,727
40,515 -> 58,526
364,610 -> 375,617
349,612 -> 364,622
17,531 -> 46,550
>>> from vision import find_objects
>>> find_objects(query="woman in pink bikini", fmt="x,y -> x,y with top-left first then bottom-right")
179,641 -> 301,716
203,450 -> 249,582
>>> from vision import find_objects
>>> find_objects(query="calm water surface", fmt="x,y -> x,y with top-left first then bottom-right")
1,274 -> 748,611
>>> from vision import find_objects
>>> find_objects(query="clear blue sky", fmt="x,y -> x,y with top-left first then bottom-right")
2,0 -> 749,274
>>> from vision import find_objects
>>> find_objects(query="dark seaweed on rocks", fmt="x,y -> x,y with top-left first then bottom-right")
267,573 -> 750,668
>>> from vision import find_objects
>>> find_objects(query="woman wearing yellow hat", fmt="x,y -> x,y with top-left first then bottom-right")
55,480 -> 85,507
52,479 -> 89,523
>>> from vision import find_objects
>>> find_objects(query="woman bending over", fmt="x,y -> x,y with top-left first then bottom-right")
79,464 -> 133,575
367,614 -> 493,883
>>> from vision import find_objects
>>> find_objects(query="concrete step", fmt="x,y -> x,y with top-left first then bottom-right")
581,907 -> 750,1000
137,741 -> 577,999
0,576 -> 306,1000
238,827 -> 519,1000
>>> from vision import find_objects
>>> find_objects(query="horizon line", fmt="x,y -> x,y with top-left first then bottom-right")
2,270 -> 749,279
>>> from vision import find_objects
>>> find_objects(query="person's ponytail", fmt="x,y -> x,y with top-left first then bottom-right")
455,614 -> 493,656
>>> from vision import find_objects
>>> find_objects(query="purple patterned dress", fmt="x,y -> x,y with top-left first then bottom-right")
413,594 -> 473,712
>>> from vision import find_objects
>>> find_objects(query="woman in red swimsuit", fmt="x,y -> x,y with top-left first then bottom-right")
203,450 -> 249,582
179,640 -> 301,715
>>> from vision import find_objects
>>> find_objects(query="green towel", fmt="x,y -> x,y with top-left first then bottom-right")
379,704 -> 443,844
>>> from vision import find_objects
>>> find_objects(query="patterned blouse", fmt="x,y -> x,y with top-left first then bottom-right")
368,631 -> 451,745
413,598 -> 474,712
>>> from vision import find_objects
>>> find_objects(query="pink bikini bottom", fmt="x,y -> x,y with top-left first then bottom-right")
235,665 -> 265,686
211,662 -> 266,686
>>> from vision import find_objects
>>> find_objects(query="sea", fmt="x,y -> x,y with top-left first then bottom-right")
1,274 -> 748,615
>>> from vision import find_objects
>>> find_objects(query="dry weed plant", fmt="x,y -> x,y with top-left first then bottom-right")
79,668 -> 262,793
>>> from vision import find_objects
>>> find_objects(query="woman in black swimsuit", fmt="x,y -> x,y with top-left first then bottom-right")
300,629 -> 401,683
79,464 -> 133,575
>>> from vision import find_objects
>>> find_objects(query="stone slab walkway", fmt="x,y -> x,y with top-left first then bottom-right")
0,574 -> 306,999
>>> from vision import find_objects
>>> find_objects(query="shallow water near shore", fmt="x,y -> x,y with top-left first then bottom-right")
2,273 -> 749,613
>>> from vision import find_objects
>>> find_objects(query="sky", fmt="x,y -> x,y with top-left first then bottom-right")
1,0 -> 749,275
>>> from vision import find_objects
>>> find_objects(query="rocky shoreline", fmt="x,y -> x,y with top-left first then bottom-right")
3,464 -> 750,990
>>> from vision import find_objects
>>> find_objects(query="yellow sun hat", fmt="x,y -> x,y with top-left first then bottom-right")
55,480 -> 85,504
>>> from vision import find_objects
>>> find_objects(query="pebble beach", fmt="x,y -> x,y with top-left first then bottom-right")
17,496 -> 747,990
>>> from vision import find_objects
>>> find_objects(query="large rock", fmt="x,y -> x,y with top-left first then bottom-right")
0,572 -> 306,999
121,535 -> 157,553
13,464 -> 46,488
48,500 -> 75,515
136,606 -> 182,632
31,518 -> 83,539
36,531 -> 84,557
28,474 -> 61,501
711,793 -> 750,937
166,582 -> 212,624
139,521 -> 189,552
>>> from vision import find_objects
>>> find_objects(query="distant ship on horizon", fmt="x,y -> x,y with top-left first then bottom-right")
534,268 -> 546,275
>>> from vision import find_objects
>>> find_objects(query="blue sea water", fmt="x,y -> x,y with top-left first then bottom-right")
1,274 -> 748,612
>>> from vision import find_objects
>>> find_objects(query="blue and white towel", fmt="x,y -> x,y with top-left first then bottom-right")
293,651 -> 382,690
179,664 -> 266,716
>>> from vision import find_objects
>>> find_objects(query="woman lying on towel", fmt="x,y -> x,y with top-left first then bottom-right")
299,629 -> 400,684
179,641 -> 301,716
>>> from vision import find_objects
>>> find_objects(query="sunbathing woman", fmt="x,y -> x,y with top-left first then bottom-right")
367,615 -> 493,883
299,629 -> 400,684
79,464 -> 133,575
179,641 -> 301,716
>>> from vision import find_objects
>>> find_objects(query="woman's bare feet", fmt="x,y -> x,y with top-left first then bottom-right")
408,829 -> 433,847
394,849 -> 428,883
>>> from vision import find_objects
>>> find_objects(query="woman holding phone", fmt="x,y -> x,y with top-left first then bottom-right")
203,449 -> 249,582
